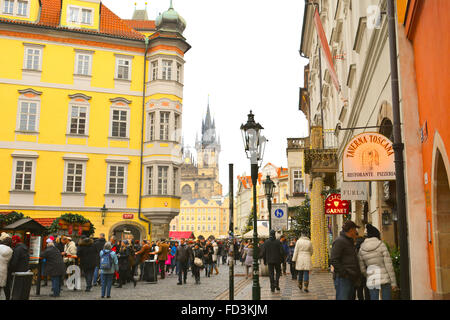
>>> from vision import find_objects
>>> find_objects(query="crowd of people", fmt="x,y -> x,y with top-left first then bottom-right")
0,221 -> 397,300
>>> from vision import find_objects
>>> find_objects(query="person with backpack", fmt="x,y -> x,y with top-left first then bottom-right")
93,233 -> 106,287
99,242 -> 118,298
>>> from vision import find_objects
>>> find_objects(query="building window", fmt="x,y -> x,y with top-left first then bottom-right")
160,111 -> 170,141
81,8 -> 92,24
162,60 -> 172,80
69,106 -> 87,135
148,112 -> 155,141
3,0 -> 28,16
207,225 -> 211,231
13,160 -> 33,191
116,58 -> 131,80
151,61 -> 158,80
176,63 -> 181,82
17,0 -> 27,16
181,216 -> 184,221
158,166 -> 168,195
24,47 -> 41,70
173,167 -> 178,195
174,113 -> 180,142
208,216 -> 211,221
17,101 -> 38,132
108,165 -> 125,194
147,166 -> 153,195
69,7 -> 79,22
75,54 -> 91,76
213,215 -> 216,221
111,109 -> 128,138
293,170 -> 304,193
3,0 -> 13,14
213,225 -> 216,231
197,225 -> 200,231
181,225 -> 184,231
173,225 -> 176,231
65,162 -> 84,193
202,225 -> 205,231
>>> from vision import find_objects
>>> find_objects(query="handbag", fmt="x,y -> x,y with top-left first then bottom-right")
194,257 -> 203,267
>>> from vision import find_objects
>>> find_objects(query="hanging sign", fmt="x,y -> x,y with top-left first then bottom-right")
341,182 -> 368,201
271,203 -> 288,232
325,194 -> 350,215
343,132 -> 396,181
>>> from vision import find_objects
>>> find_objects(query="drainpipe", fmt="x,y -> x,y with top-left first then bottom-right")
138,36 -> 152,238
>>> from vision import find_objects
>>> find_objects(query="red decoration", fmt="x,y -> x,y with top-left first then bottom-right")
325,193 -> 349,215
68,224 -> 73,235
78,225 -> 82,236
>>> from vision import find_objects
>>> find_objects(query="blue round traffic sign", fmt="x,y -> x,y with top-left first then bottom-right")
274,209 -> 284,218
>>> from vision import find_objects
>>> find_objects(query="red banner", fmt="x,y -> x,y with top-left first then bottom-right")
314,8 -> 340,92
325,193 -> 349,214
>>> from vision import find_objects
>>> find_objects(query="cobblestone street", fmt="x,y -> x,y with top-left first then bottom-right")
19,262 -> 336,301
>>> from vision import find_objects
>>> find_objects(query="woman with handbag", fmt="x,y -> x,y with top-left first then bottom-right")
192,243 -> 204,285
244,243 -> 253,279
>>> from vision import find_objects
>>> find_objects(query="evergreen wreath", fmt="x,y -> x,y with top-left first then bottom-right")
47,213 -> 95,236
0,211 -> 27,227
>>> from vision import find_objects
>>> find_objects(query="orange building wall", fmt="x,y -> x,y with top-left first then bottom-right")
405,0 -> 450,292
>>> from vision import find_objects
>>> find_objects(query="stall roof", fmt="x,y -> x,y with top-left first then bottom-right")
169,231 -> 195,240
3,218 -> 47,235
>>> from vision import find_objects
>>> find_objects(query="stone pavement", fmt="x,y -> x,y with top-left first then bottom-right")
228,270 -> 336,300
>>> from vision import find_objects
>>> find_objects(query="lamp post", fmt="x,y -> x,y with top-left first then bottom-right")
240,110 -> 267,301
101,204 -> 108,225
263,175 -> 275,231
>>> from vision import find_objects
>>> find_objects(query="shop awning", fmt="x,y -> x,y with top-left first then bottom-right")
169,231 -> 195,240
3,218 -> 47,235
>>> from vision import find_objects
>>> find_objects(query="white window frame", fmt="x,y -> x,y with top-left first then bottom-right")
176,62 -> 182,82
75,52 -> 92,76
3,0 -> 14,14
2,0 -> 29,17
148,111 -> 155,141
109,107 -> 130,139
16,98 -> 40,133
80,8 -> 92,24
151,60 -> 158,81
64,161 -> 86,193
23,45 -> 42,71
67,102 -> 89,136
162,60 -> 172,80
157,166 -> 169,195
159,111 -> 170,141
106,163 -> 127,195
293,169 -> 304,193
115,57 -> 132,80
11,158 -> 36,191
67,5 -> 93,25
146,166 -> 154,195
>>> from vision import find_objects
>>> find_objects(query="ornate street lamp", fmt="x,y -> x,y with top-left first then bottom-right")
263,175 -> 276,231
101,204 -> 108,225
240,110 -> 267,301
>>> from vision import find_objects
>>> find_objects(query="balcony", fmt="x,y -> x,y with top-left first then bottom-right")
304,127 -> 338,181
287,137 -> 309,150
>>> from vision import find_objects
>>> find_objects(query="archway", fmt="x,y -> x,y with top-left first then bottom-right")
109,221 -> 146,242
433,148 -> 450,297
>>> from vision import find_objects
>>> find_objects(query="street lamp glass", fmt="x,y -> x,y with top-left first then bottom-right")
240,110 -> 265,163
263,175 -> 275,199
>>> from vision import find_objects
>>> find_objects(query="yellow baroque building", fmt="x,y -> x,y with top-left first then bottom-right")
170,197 -> 230,239
0,0 -> 190,241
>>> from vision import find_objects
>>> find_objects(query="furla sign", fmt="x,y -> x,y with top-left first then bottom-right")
343,132 -> 396,181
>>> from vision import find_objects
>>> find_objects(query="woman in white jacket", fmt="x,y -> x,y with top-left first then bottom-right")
0,233 -> 13,299
358,224 -> 397,300
292,232 -> 313,292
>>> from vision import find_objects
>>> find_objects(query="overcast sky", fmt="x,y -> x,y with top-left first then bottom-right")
102,0 -> 309,194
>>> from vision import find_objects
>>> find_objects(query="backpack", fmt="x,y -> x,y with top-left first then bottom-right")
100,250 -> 112,270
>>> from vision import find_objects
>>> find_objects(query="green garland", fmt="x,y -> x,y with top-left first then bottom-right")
0,211 -> 27,228
47,213 -> 95,236
321,188 -> 341,198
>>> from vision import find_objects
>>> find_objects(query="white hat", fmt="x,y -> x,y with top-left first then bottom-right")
46,238 -> 53,244
0,232 -> 11,241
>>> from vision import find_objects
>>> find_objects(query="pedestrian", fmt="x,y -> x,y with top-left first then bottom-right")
261,230 -> 285,292
203,241 -> 213,277
175,238 -> 190,285
191,243 -> 204,285
154,239 -> 170,279
221,242 -> 227,265
330,220 -> 362,300
358,224 -> 397,300
287,240 -> 297,280
169,242 -> 177,275
40,239 -> 65,297
233,239 -> 240,264
7,235 -> 30,300
116,240 -> 133,288
0,233 -> 13,300
99,242 -> 119,298
61,236 -> 77,291
292,232 -> 313,292
93,233 -> 106,286
352,235 -> 370,300
55,236 -> 65,253
244,243 -> 253,279
280,235 -> 289,276
212,242 -> 219,275
134,240 -> 151,281
77,236 -> 97,292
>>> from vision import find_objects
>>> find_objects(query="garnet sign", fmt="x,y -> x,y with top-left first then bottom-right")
325,193 -> 349,215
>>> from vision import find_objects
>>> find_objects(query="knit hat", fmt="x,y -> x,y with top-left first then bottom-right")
11,235 -> 22,245
0,232 -> 11,241
366,224 -> 381,239
46,238 -> 53,244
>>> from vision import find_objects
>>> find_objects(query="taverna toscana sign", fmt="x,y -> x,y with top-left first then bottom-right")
343,132 -> 396,182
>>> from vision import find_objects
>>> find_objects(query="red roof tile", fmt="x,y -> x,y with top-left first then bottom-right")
123,20 -> 156,31
0,0 -> 144,41
33,218 -> 55,227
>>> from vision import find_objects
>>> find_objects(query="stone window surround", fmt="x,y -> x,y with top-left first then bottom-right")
22,42 -> 44,72
114,54 -> 134,81
143,160 -> 180,197
105,157 -> 130,196
3,0 -> 31,19
147,54 -> 184,84
74,49 -> 94,77
10,151 -> 38,192
66,95 -> 91,137
62,154 -> 88,194
145,101 -> 181,143
16,88 -> 42,134
108,98 -> 131,140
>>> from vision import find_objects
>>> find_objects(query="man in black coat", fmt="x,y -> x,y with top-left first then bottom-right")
93,233 -> 106,286
330,220 -> 361,300
175,238 -> 191,285
7,235 -> 30,300
41,240 -> 65,297
261,230 -> 285,292
77,237 -> 98,292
